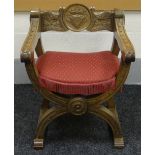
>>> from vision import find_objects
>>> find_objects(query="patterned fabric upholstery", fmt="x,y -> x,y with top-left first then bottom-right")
36,51 -> 120,95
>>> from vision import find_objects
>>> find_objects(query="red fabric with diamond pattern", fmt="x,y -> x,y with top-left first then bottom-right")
36,51 -> 120,95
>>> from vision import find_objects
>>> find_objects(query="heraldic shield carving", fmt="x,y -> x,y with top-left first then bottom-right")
63,4 -> 91,31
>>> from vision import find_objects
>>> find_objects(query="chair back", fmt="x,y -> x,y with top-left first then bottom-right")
31,4 -> 124,32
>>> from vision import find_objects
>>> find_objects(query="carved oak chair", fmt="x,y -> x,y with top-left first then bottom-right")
20,4 -> 135,149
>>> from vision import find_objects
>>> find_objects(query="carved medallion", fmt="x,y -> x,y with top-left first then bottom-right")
63,4 -> 91,31
68,98 -> 87,115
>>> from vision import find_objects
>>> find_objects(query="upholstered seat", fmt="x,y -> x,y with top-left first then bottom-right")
36,51 -> 120,95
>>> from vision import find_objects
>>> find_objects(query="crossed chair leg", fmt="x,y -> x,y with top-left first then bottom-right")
33,97 -> 124,149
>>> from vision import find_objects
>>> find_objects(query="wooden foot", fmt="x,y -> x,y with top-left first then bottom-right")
114,137 -> 124,148
33,138 -> 44,149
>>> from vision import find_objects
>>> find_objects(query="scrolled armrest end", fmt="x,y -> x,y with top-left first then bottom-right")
20,51 -> 34,63
122,51 -> 135,63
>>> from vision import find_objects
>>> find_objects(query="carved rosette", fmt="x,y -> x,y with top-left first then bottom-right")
68,98 -> 87,115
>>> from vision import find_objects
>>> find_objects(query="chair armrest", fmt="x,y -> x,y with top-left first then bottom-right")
114,11 -> 135,63
20,18 -> 40,63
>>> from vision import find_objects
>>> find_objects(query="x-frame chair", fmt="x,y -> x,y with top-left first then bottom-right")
20,4 -> 135,149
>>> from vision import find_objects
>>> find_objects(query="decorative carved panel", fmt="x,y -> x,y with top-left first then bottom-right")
89,10 -> 114,32
41,11 -> 67,32
40,4 -> 115,32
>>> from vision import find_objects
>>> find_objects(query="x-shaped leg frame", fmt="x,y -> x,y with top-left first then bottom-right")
33,96 -> 124,149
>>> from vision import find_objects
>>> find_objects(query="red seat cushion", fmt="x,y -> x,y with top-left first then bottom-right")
36,51 -> 120,95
